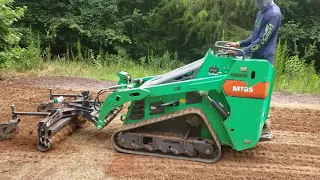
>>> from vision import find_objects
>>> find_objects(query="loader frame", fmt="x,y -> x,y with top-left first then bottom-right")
0,41 -> 274,163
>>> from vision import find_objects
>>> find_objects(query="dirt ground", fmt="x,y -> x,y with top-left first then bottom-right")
0,76 -> 320,180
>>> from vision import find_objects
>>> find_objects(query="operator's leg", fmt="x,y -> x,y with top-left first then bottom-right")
259,59 -> 274,142
259,115 -> 273,141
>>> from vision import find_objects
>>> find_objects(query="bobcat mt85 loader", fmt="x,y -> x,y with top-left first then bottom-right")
0,41 -> 274,163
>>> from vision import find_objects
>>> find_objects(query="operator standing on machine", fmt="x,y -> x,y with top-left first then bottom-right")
226,0 -> 282,65
226,0 -> 282,141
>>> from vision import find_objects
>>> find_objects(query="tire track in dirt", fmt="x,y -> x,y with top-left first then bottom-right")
106,154 -> 320,180
0,151 -> 109,180
270,107 -> 320,123
269,107 -> 320,134
106,135 -> 320,179
272,124 -> 318,133
223,150 -> 320,166
0,151 -> 68,165
269,131 -> 320,149
218,130 -> 320,167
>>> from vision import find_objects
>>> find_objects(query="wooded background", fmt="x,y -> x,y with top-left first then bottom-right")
1,0 -> 320,70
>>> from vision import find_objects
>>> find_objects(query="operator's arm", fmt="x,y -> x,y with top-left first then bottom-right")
237,13 -> 281,56
239,35 -> 252,47
238,12 -> 260,47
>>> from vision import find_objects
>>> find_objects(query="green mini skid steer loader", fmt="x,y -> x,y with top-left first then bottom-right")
0,41 -> 275,163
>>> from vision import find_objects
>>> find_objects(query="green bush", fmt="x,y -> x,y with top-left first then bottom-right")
274,41 -> 320,93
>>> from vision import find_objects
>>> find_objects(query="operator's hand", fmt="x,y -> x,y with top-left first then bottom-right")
226,50 -> 236,55
225,42 -> 240,48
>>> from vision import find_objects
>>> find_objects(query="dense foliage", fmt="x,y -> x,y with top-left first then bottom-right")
1,0 -> 317,63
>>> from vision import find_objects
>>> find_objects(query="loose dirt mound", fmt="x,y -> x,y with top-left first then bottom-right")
0,76 -> 320,180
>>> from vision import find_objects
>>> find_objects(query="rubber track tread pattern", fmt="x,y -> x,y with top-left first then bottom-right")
111,108 -> 222,163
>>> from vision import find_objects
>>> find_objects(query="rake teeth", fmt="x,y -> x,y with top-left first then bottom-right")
50,120 -> 77,146
37,116 -> 86,152
74,116 -> 88,128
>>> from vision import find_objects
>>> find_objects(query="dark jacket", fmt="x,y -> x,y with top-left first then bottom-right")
238,4 -> 282,65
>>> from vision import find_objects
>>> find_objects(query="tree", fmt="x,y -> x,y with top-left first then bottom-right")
0,0 -> 25,51
13,0 -> 137,56
276,0 -> 320,67
0,0 -> 25,68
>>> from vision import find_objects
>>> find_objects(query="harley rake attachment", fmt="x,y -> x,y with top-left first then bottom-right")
0,88 -> 122,152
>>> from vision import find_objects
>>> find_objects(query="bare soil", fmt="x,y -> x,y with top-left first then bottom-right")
0,76 -> 320,180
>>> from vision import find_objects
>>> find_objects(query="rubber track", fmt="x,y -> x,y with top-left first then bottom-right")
111,107 -> 222,163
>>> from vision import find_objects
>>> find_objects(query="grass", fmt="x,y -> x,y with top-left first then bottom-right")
2,56 -> 319,95
0,51 -> 183,82
0,60 -> 168,81
0,35 -> 183,81
32,59 -> 171,81
1,38 -> 320,94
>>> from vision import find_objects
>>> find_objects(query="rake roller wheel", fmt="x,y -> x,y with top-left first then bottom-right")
0,123 -> 19,139
37,139 -> 53,152
37,102 -> 52,112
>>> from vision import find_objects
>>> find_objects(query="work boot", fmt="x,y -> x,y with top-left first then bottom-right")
259,120 -> 272,142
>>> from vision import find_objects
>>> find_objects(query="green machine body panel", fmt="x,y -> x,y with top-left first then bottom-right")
97,46 -> 275,152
